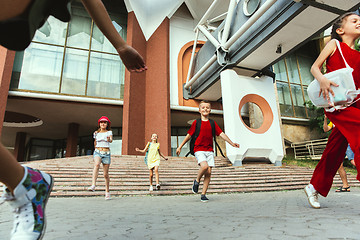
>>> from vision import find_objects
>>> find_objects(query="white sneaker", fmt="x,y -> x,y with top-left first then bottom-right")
304,184 -> 320,209
156,184 -> 161,190
149,185 -> 153,191
105,192 -> 111,200
88,185 -> 95,192
1,166 -> 53,240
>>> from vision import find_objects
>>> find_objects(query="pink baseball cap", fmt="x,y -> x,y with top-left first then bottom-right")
98,116 -> 111,126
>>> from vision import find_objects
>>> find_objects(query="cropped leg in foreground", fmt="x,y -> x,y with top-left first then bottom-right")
1,144 -> 53,240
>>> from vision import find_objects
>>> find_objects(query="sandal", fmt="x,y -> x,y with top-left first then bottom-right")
335,186 -> 350,192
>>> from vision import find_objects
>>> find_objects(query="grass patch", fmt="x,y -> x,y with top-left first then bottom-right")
282,156 -> 357,175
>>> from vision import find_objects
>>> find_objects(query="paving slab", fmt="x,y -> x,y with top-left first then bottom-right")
1,188 -> 360,240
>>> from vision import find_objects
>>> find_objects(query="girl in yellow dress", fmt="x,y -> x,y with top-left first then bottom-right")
135,133 -> 168,191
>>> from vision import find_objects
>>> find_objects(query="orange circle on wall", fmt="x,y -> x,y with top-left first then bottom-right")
238,94 -> 273,134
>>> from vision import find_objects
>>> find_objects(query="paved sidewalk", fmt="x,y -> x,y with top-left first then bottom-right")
1,189 -> 360,240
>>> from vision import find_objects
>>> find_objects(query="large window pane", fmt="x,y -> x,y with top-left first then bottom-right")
177,136 -> 190,157
33,16 -> 67,46
61,48 -> 88,95
16,43 -> 63,92
273,60 -> 287,82
91,16 -> 127,54
285,55 -> 300,84
276,82 -> 293,117
110,137 -> 122,155
303,86 -> 310,102
297,55 -> 314,85
171,136 -> 178,156
291,85 -> 304,106
87,52 -> 125,99
291,85 -> 306,118
66,6 -> 91,49
10,1 -> 127,100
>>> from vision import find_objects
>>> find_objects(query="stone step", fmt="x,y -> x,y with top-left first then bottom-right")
7,155 -> 358,198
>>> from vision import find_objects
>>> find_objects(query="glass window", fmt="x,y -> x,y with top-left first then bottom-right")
171,127 -> 191,157
29,139 -> 55,161
276,82 -> 293,117
91,15 -> 127,54
297,55 -> 313,85
29,146 -> 54,161
285,55 -> 300,84
61,48 -> 88,95
87,52 -> 125,98
177,136 -> 190,157
10,1 -> 127,100
171,136 -> 178,156
291,85 -> 304,107
33,16 -> 67,46
66,6 -> 91,49
273,60 -> 287,82
110,137 -> 122,155
276,82 -> 291,105
16,43 -> 63,93
274,42 -> 317,119
291,85 -> 307,118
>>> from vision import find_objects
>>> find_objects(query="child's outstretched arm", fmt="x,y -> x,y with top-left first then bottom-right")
176,134 -> 191,155
81,0 -> 147,72
310,39 -> 338,101
135,142 -> 150,153
219,132 -> 239,148
158,149 -> 168,161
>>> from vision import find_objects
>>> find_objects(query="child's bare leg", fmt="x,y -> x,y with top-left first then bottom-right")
202,167 -> 212,195
103,164 -> 110,192
149,169 -> 153,186
91,157 -> 101,186
196,161 -> 209,183
1,143 -> 53,240
337,163 -> 349,188
0,143 -> 25,193
154,166 -> 159,185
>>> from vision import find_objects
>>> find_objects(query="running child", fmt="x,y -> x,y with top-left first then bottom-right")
135,133 -> 168,191
0,0 -> 146,239
176,100 -> 239,202
322,115 -> 355,192
304,12 -> 360,208
88,116 -> 113,200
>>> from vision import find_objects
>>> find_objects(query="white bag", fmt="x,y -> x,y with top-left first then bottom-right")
307,40 -> 360,112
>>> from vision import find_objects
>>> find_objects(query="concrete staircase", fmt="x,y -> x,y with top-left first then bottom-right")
20,155 -> 360,197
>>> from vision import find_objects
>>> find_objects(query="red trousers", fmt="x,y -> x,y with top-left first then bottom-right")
310,101 -> 360,197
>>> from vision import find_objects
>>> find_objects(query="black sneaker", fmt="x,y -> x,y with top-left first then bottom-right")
201,195 -> 209,202
192,180 -> 199,193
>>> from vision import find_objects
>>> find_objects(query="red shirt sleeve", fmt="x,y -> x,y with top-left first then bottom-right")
214,121 -> 223,136
187,120 -> 197,136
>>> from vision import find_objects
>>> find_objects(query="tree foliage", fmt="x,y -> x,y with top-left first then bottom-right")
305,100 -> 326,134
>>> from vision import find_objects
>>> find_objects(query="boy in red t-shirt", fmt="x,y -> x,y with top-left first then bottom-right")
176,100 -> 239,202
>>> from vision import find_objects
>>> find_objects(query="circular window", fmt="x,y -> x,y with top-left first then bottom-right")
243,0 -> 261,16
240,102 -> 264,129
238,94 -> 273,134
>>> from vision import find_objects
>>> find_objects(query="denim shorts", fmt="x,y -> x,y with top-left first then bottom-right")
93,149 -> 111,164
346,144 -> 354,161
194,151 -> 215,167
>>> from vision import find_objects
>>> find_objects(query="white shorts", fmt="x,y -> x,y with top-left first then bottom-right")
194,151 -> 215,167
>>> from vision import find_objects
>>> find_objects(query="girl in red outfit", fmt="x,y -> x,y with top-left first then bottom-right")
304,13 -> 360,209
